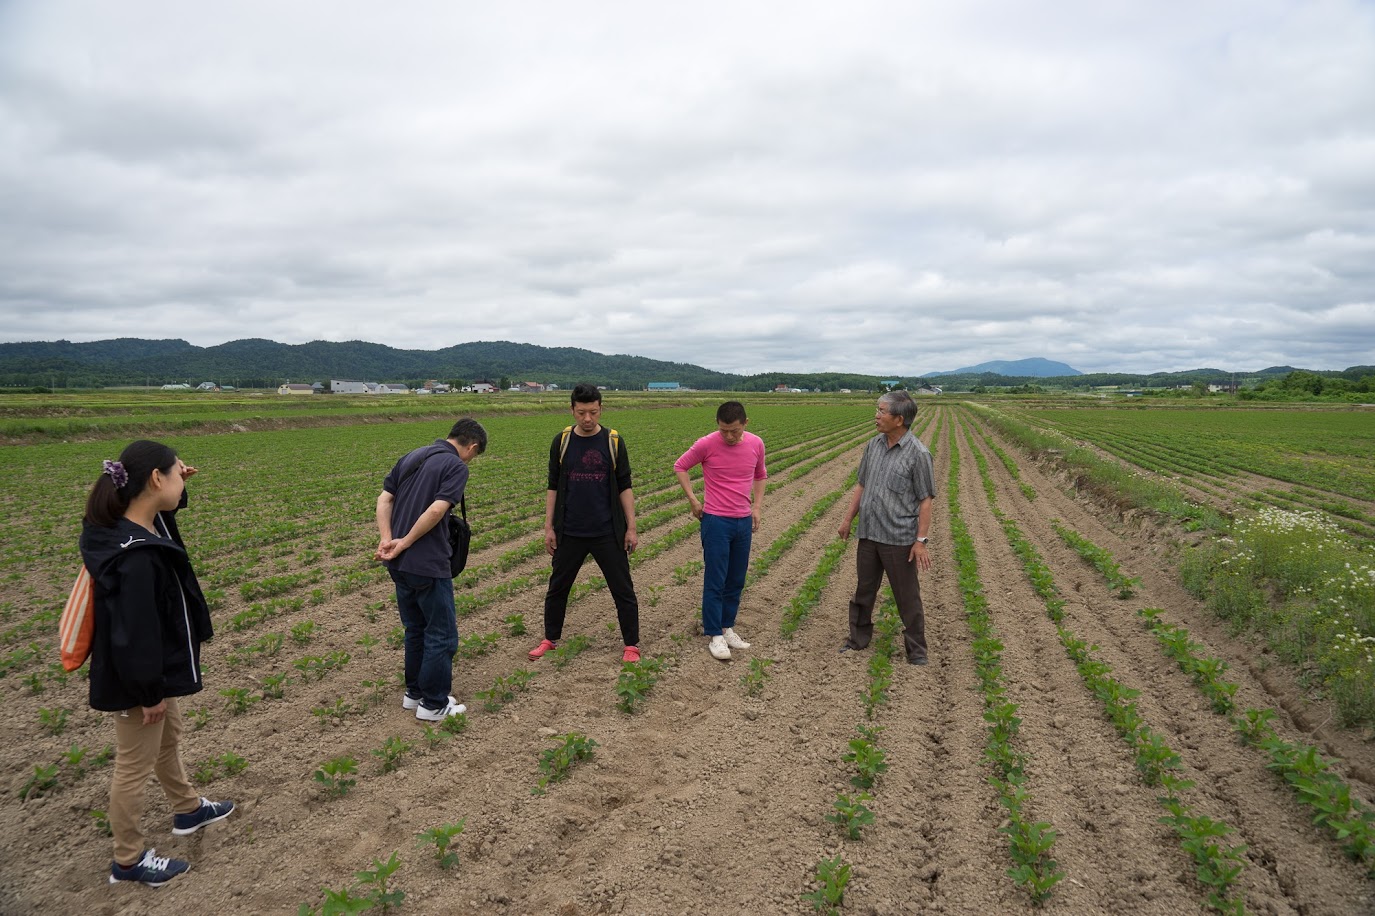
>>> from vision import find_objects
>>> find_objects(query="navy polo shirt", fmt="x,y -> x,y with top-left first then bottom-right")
382,440 -> 468,578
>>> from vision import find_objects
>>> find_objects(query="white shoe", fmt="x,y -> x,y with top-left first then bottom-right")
415,699 -> 467,721
708,635 -> 732,660
403,693 -> 456,710
722,627 -> 751,650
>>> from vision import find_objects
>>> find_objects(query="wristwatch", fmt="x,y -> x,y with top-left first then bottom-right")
916,537 -> 928,544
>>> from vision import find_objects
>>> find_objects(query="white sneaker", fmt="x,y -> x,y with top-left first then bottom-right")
415,699 -> 467,721
403,693 -> 456,710
708,635 -> 732,660
722,627 -> 751,650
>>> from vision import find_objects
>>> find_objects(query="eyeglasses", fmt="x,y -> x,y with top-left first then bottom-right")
874,409 -> 891,416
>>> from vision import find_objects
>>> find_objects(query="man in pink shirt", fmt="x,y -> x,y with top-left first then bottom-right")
673,401 -> 768,660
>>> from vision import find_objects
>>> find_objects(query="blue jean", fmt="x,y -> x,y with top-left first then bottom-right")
389,568 -> 458,710
700,513 -> 753,636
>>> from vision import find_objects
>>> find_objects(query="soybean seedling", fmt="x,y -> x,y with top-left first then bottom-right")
19,764 -> 59,801
417,820 -> 466,869
740,657 -> 774,697
803,855 -> 851,916
826,792 -> 875,841
220,686 -> 259,715
356,633 -> 380,657
355,851 -> 405,911
373,736 -> 413,773
313,756 -> 358,798
38,707 -> 69,736
844,735 -> 888,790
217,751 -> 249,777
187,707 -> 212,730
503,614 -> 526,637
260,672 -> 289,700
533,732 -> 598,795
89,808 -> 112,836
291,620 -> 317,645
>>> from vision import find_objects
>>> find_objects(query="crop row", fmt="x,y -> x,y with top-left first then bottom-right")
960,417 -> 1250,912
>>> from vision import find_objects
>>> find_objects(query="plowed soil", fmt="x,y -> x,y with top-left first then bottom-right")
3,405 -> 1372,915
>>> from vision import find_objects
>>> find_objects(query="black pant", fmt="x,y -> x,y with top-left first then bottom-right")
543,533 -> 640,646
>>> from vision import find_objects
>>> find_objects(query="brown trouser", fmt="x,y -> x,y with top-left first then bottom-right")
110,697 -> 201,865
846,538 -> 927,661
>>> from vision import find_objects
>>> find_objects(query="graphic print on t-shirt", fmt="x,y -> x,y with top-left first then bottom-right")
563,433 -> 614,538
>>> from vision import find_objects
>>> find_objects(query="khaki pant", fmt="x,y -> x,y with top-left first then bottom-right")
110,697 -> 201,865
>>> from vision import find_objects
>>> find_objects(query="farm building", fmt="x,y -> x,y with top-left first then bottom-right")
331,380 -> 371,395
647,382 -> 679,390
470,382 -> 496,393
277,383 -> 314,395
378,384 -> 410,394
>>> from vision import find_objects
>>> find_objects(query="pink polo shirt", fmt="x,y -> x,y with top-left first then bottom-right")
674,431 -> 768,518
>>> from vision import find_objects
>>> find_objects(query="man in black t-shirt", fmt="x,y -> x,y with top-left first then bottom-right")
529,384 -> 642,663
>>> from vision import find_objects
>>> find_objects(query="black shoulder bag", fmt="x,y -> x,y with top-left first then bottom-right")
395,447 -> 472,578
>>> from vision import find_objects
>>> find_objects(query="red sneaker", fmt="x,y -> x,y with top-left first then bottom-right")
528,639 -> 557,659
622,646 -> 641,663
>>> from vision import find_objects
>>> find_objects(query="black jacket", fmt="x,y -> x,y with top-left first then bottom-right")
78,502 -> 214,711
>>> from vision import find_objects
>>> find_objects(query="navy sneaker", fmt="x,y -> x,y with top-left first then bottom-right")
109,848 -> 190,886
172,797 -> 235,836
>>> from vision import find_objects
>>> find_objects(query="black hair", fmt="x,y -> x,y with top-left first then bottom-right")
83,440 -> 179,528
716,401 -> 747,425
571,383 -> 602,407
449,417 -> 488,455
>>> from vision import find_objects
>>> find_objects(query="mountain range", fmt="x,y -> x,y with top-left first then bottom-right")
0,337 -> 1357,392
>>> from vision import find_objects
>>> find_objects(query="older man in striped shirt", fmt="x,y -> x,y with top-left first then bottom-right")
837,389 -> 936,665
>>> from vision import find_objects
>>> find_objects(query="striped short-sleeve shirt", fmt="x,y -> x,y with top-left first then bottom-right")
856,431 -> 936,545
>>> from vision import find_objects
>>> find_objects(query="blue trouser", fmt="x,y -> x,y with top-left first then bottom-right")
700,513 -> 752,636
389,568 -> 458,710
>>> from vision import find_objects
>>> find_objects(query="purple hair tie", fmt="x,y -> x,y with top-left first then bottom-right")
102,459 -> 129,489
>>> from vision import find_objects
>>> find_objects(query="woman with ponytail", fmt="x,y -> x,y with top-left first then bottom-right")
79,440 -> 234,887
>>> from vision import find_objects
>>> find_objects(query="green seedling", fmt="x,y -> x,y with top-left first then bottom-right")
386,627 -> 405,649
373,736 -> 413,773
645,584 -> 664,607
1003,819 -> 1066,905
360,679 -> 387,707
438,712 -> 468,735
312,698 -> 354,726
187,706 -> 211,730
217,751 -> 249,777
533,732 -> 598,795
549,634 -> 592,669
291,620 -> 317,645
38,707 -> 69,736
91,745 -> 114,768
803,855 -> 851,916
20,764 -> 60,800
192,758 -> 220,784
417,820 -> 466,869
220,686 -> 259,715
503,614 -> 526,637
826,792 -> 875,840
457,631 -> 500,659
314,755 -> 359,798
356,633 -> 380,657
22,672 -> 45,694
363,600 -> 385,623
739,657 -> 774,697
254,632 -> 285,656
61,743 -> 88,776
844,736 -> 888,790
421,724 -> 450,748
261,672 -> 289,700
89,808 -> 112,836
354,851 -> 405,912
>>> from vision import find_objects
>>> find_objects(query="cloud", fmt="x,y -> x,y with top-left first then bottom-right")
1,0 -> 1373,376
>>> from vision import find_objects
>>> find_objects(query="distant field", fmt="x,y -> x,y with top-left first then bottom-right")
0,389 -> 857,443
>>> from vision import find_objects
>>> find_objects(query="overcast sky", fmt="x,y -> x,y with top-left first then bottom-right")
2,2 -> 1373,376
